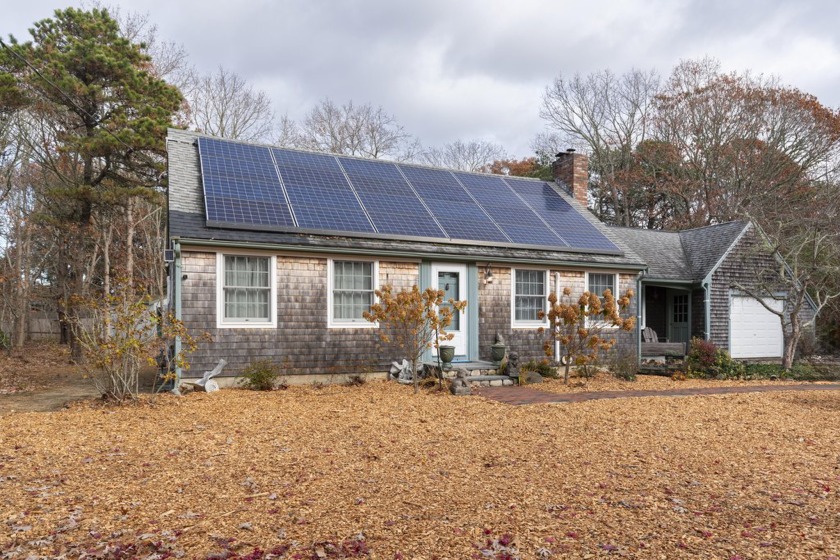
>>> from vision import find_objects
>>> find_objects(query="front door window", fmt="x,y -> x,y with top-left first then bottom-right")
438,271 -> 460,331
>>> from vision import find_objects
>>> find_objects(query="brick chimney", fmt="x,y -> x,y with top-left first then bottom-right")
551,149 -> 589,207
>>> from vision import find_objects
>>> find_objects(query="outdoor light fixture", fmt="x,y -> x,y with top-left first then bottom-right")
483,264 -> 494,285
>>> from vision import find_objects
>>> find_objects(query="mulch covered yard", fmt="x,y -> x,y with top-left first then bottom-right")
1,381 -> 839,559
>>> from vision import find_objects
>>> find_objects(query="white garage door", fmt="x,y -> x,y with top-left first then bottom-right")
730,296 -> 783,359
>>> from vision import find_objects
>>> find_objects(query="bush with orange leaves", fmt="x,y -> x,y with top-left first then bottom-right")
540,286 -> 635,384
364,285 -> 466,394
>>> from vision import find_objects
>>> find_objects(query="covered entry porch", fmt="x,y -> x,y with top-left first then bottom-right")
640,282 -> 702,358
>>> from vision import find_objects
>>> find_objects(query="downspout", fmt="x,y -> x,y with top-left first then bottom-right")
173,240 -> 183,390
636,270 -> 645,367
554,271 -> 560,362
702,279 -> 711,341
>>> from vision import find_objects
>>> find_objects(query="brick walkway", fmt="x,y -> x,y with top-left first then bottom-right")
475,383 -> 840,405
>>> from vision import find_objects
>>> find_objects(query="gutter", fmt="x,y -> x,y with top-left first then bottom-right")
172,237 -> 647,273
702,280 -> 711,340
640,278 -> 695,287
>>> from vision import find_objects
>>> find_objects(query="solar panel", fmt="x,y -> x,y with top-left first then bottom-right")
399,165 -> 510,243
338,158 -> 447,239
195,136 -> 621,255
453,172 -> 569,247
273,150 -> 375,233
503,177 -> 620,252
198,137 -> 294,228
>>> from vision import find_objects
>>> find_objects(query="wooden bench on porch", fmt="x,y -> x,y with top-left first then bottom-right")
641,327 -> 686,358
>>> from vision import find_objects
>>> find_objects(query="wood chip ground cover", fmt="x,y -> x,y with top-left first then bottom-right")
1,382 -> 838,559
535,373 -> 818,394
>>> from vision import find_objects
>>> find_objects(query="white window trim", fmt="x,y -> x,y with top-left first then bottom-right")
327,258 -> 379,329
585,271 -> 620,330
511,267 -> 550,329
216,252 -> 277,329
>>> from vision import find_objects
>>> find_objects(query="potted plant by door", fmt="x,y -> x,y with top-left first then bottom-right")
491,332 -> 507,365
438,345 -> 456,370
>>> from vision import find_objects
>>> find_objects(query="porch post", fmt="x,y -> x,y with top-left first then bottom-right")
636,274 -> 644,367
467,263 -> 479,361
419,261 -> 432,363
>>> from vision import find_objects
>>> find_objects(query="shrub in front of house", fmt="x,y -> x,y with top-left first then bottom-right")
605,346 -> 638,381
238,359 -> 282,391
686,338 -> 744,379
742,362 -> 840,381
521,359 -> 559,379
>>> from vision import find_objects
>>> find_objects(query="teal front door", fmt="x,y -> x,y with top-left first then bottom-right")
431,263 -> 467,356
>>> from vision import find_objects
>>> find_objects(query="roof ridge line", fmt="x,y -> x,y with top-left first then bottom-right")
168,128 -> 549,182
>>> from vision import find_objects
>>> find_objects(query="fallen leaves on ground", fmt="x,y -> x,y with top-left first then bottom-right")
0,343 -> 80,394
1,381 -> 838,559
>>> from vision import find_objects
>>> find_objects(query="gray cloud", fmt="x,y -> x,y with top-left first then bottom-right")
7,0 -> 840,156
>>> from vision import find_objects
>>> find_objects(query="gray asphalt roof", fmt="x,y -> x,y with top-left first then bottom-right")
609,221 -> 749,282
679,221 -> 750,279
608,227 -> 691,280
167,128 -> 647,269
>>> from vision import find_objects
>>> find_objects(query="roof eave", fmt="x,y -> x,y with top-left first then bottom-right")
173,236 -> 647,271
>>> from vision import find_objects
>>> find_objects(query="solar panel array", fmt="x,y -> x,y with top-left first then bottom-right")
197,136 -> 620,253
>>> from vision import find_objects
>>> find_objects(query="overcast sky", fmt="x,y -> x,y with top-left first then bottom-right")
6,1 -> 840,157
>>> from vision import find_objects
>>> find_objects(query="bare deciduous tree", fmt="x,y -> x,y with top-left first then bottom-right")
187,66 -> 275,142
734,200 -> 840,369
418,139 -> 506,172
279,99 -> 413,159
540,67 -> 660,225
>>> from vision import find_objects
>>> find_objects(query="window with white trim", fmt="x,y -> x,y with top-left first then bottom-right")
218,254 -> 276,327
587,272 -> 616,302
586,272 -> 619,327
329,260 -> 377,327
512,268 -> 548,326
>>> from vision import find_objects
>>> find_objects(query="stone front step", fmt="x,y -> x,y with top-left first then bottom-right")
464,375 -> 516,387
422,360 -> 500,378
422,361 -> 517,387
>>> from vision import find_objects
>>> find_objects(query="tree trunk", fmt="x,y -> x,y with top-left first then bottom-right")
782,314 -> 801,371
13,208 -> 31,350
101,221 -> 113,342
125,197 -> 135,289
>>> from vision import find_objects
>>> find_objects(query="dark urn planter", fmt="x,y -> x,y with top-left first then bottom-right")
438,345 -> 456,370
491,343 -> 506,365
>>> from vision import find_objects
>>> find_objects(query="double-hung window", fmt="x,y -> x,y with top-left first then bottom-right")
587,272 -> 616,302
586,272 -> 618,326
512,268 -> 548,327
217,254 -> 276,328
329,260 -> 377,327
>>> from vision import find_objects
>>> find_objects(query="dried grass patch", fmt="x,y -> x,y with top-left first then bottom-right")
1,381 -> 838,558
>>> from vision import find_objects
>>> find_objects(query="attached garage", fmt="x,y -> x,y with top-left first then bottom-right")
729,295 -> 784,359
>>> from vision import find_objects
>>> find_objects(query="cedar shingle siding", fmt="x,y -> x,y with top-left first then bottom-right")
182,252 -> 639,377
182,250 -> 418,375
709,228 -> 815,351
478,268 -> 638,364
